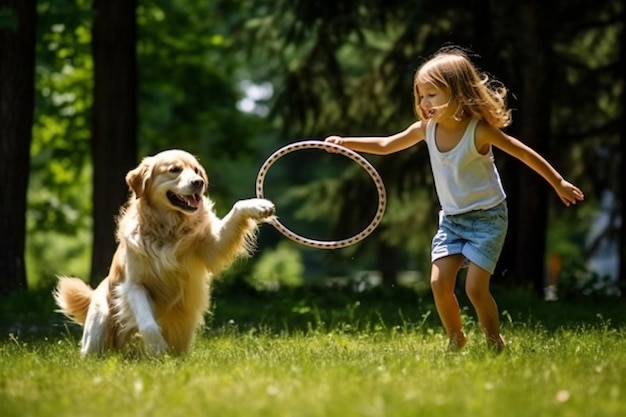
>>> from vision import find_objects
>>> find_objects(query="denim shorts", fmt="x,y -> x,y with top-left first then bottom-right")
431,202 -> 508,274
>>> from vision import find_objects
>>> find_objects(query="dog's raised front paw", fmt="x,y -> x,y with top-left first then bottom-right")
234,198 -> 276,220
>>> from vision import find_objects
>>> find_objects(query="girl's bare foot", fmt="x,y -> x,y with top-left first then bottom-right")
487,333 -> 506,353
447,332 -> 467,352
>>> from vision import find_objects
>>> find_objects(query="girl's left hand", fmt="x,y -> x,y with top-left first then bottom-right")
557,180 -> 584,206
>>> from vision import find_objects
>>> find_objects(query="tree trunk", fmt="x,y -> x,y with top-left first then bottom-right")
377,240 -> 398,286
90,0 -> 138,286
619,17 -> 625,285
0,0 -> 37,295
513,1 -> 553,295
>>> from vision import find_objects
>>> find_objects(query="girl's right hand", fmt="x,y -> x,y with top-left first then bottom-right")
324,136 -> 344,152
325,135 -> 343,145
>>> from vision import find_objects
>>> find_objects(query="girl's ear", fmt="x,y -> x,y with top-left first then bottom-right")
125,157 -> 153,198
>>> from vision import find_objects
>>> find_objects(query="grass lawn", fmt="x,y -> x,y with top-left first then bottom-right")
1,285 -> 625,417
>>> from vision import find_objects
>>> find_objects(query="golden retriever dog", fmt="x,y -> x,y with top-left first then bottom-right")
54,149 -> 275,357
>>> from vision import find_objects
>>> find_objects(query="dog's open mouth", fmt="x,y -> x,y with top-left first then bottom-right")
167,191 -> 202,212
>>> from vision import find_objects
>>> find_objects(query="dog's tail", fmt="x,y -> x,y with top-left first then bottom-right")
53,276 -> 94,325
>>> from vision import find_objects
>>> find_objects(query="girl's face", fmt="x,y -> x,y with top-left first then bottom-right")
416,82 -> 452,121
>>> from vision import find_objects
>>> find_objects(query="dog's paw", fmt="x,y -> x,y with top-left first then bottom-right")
142,326 -> 169,357
234,198 -> 276,220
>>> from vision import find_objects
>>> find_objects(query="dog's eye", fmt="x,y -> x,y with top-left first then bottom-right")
194,167 -> 200,174
169,166 -> 182,174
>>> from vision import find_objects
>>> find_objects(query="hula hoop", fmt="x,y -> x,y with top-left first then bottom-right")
255,140 -> 387,249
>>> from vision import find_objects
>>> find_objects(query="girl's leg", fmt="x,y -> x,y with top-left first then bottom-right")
430,255 -> 466,350
464,263 -> 505,351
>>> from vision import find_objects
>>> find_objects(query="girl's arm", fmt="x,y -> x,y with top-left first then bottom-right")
479,124 -> 584,206
325,121 -> 426,155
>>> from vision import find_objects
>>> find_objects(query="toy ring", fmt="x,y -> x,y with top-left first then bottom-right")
256,140 -> 387,249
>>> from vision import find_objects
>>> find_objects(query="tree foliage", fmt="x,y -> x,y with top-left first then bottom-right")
3,0 -> 621,293
225,0 -> 623,287
25,0 -> 93,285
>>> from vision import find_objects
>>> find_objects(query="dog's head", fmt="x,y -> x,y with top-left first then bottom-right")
126,149 -> 209,214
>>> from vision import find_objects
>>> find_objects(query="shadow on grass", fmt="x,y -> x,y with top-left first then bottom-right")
1,282 -> 624,341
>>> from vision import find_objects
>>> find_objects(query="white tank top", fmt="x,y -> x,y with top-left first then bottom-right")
425,118 -> 506,215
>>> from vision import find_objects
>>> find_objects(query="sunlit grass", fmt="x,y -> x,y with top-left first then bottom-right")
2,320 -> 625,417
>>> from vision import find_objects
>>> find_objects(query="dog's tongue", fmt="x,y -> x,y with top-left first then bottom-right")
184,194 -> 201,208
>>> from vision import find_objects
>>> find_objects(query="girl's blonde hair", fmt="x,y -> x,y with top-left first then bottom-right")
413,47 -> 511,128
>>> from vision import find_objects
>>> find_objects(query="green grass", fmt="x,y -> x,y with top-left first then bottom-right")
1,285 -> 625,417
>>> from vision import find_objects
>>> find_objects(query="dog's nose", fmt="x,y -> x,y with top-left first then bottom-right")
191,179 -> 204,189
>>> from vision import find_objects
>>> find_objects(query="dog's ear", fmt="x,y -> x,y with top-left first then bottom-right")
126,157 -> 153,198
198,164 -> 209,189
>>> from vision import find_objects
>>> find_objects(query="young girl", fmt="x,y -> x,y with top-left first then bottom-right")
325,46 -> 584,351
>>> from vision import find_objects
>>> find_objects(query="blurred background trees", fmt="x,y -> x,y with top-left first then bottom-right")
90,0 -> 138,286
0,0 -> 36,294
0,0 -> 622,297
